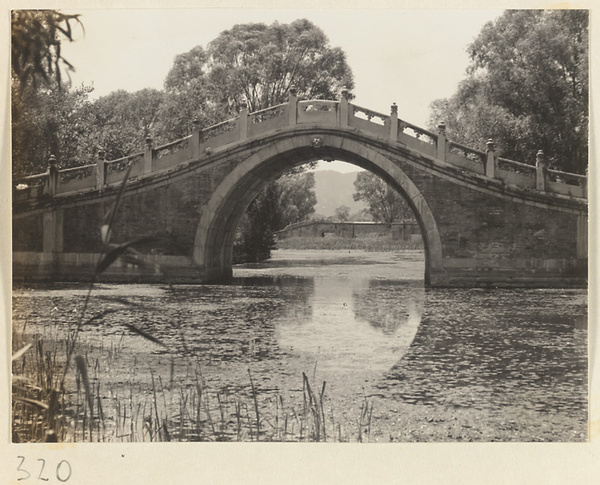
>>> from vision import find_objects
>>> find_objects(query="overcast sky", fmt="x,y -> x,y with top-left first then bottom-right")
57,8 -> 502,171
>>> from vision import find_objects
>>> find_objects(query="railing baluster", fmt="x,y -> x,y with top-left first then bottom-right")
436,122 -> 447,161
239,102 -> 248,140
288,88 -> 297,126
390,103 -> 398,142
535,150 -> 547,191
339,89 -> 349,127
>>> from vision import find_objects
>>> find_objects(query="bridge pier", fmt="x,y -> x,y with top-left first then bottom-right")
42,209 -> 63,253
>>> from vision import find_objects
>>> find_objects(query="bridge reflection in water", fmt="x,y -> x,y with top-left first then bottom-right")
273,276 -> 424,376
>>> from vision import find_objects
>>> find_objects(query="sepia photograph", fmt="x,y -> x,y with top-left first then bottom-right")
3,0 -> 597,483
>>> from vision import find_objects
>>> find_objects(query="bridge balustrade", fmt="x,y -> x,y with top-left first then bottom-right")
13,173 -> 48,200
546,169 -> 587,198
496,157 -> 537,190
154,137 -> 192,172
348,105 -> 389,139
197,118 -> 239,155
247,104 -> 288,137
446,141 -> 486,174
105,153 -> 144,185
58,164 -> 97,193
12,92 -> 587,203
397,121 -> 438,158
297,100 -> 339,125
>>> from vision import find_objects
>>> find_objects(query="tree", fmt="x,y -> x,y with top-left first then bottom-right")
353,172 -> 414,224
11,10 -> 86,176
234,171 -> 317,263
85,89 -> 165,160
154,46 -> 220,142
334,205 -> 351,222
235,183 -> 280,263
205,19 -> 354,116
276,171 -> 317,228
428,10 -> 588,174
14,82 -> 98,177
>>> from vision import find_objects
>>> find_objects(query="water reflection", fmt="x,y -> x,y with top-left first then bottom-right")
272,276 -> 424,375
379,288 -> 587,415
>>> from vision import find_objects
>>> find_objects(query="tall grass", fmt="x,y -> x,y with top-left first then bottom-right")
14,312 -> 377,443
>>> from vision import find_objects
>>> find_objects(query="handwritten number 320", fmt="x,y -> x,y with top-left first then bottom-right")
17,456 -> 72,482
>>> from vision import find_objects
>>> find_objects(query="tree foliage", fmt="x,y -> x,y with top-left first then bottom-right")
353,172 -> 414,224
428,10 -> 588,173
11,10 -> 83,91
334,205 -> 351,222
235,171 -> 317,263
156,46 -> 219,142
11,10 -> 87,177
85,89 -> 165,160
12,82 -> 95,177
206,19 -> 354,115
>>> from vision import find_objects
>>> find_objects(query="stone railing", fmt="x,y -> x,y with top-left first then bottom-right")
13,92 -> 588,202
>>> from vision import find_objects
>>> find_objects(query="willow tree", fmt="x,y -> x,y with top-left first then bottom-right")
11,10 -> 85,176
428,10 -> 588,174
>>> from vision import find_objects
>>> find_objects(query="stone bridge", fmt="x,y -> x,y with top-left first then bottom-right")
12,91 -> 588,287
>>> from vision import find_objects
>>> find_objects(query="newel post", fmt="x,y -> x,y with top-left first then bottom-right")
43,154 -> 63,253
485,139 -> 497,178
144,136 -> 154,174
239,102 -> 248,140
288,87 -> 298,126
535,150 -> 547,191
191,119 -> 201,158
390,103 -> 398,142
46,155 -> 59,196
96,149 -> 106,190
339,88 -> 349,127
436,121 -> 447,161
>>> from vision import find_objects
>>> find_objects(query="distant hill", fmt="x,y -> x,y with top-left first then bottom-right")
312,170 -> 367,219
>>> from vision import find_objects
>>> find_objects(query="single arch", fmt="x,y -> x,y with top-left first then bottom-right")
193,132 -> 443,285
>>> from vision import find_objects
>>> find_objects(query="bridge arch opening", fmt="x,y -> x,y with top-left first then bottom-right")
193,133 -> 444,286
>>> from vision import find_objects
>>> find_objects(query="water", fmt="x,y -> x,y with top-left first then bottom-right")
12,250 -> 587,441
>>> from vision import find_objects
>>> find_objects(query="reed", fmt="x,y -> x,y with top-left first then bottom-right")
12,160 -> 380,444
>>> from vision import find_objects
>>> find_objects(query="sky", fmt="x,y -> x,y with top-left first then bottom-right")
58,8 -> 503,172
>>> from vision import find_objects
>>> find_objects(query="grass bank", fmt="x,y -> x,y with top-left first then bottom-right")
275,235 -> 422,252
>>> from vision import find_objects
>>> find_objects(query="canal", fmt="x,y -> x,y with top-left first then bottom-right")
12,249 -> 587,442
